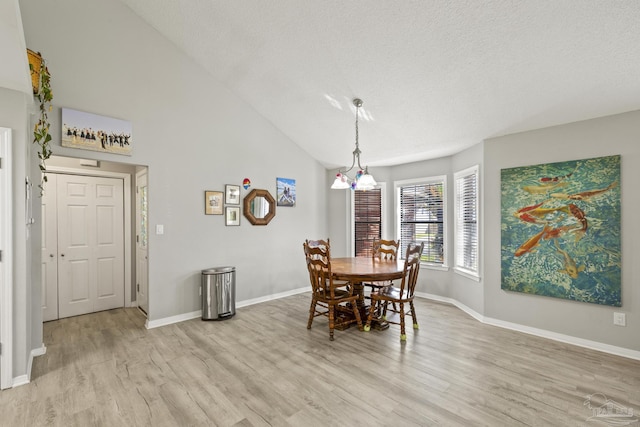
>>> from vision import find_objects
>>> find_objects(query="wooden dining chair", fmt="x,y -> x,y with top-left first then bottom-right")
364,241 -> 424,341
304,239 -> 363,340
365,239 -> 400,313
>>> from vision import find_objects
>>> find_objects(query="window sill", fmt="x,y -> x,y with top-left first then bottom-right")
420,263 -> 449,272
453,267 -> 481,282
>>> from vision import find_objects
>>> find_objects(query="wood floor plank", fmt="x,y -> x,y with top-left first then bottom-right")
1,295 -> 639,426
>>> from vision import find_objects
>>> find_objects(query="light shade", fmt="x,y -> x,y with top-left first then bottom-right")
356,172 -> 377,190
331,173 -> 351,189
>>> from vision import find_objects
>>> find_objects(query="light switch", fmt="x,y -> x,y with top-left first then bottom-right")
156,224 -> 164,235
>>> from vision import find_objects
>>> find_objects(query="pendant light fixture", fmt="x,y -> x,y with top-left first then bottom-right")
331,98 -> 377,190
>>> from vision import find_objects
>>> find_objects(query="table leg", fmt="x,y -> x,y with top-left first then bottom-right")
354,281 -> 389,331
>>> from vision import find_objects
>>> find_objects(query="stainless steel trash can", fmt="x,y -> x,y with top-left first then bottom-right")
201,266 -> 236,320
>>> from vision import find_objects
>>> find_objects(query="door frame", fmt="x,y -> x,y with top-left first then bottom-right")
135,169 -> 149,315
47,166 -> 133,308
0,127 -> 13,389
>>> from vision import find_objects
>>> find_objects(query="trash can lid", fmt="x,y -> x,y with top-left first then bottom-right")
202,266 -> 235,274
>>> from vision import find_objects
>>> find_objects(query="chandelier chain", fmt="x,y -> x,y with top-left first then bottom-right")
355,101 -> 359,151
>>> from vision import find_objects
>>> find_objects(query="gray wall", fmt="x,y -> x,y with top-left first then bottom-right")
20,0 -> 327,327
484,110 -> 640,351
0,87 -> 40,378
450,141 -> 484,313
331,110 -> 639,354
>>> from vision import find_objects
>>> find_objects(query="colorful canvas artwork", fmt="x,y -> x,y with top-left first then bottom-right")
501,155 -> 621,306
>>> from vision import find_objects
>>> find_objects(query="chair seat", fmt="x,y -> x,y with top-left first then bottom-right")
313,287 -> 355,302
372,286 -> 412,303
365,280 -> 392,290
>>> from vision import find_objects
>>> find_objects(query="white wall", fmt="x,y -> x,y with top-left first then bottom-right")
19,0 -> 327,327
484,110 -> 640,352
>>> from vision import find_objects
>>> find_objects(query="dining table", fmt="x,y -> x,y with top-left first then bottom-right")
330,256 -> 406,330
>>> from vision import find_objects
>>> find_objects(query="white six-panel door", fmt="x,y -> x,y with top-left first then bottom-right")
54,174 -> 125,319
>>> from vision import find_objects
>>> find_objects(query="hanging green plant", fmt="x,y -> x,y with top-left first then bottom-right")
30,50 -> 53,194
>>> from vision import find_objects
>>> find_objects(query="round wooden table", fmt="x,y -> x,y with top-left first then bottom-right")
331,257 -> 405,330
331,257 -> 405,283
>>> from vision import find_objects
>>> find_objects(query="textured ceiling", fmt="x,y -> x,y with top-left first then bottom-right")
119,0 -> 640,168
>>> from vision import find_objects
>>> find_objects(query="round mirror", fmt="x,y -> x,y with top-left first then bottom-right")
243,189 -> 276,225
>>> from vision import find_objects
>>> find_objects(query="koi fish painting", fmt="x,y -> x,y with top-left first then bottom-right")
501,155 -> 621,306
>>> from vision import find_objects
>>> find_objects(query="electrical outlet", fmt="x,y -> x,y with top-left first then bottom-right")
613,312 -> 626,327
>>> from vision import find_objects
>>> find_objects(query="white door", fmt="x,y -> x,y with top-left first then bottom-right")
135,170 -> 149,315
57,174 -> 125,318
41,174 -> 59,321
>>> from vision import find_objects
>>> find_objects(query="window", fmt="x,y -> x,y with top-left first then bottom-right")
352,187 -> 382,257
396,177 -> 446,266
454,165 -> 479,279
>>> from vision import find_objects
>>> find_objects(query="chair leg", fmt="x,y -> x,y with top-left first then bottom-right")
352,302 -> 363,330
399,302 -> 407,341
307,297 -> 316,329
363,300 -> 377,332
410,301 -> 419,329
328,304 -> 335,341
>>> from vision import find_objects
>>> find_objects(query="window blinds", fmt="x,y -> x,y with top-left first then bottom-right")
455,168 -> 478,273
399,182 -> 444,264
354,188 -> 381,257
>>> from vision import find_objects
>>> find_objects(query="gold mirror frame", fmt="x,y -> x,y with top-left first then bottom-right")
243,189 -> 276,225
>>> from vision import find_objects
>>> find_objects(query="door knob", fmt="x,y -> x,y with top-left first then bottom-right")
61,254 -> 65,257
49,254 -> 54,258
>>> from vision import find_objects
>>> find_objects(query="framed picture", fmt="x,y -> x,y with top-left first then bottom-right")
226,206 -> 240,226
276,177 -> 296,207
225,184 -> 240,205
204,191 -> 223,215
62,108 -> 133,156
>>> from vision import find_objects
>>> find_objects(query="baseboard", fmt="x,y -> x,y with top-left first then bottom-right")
416,292 -> 640,362
12,374 -> 29,388
146,310 -> 202,329
13,344 -> 47,387
236,287 -> 308,309
145,287 -> 309,329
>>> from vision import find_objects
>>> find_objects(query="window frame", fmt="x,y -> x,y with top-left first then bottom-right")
453,165 -> 480,281
395,175 -> 448,269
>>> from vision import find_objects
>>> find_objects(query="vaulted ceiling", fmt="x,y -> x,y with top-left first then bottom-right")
121,1 -> 640,168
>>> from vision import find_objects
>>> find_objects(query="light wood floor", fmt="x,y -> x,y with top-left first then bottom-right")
1,295 -> 639,426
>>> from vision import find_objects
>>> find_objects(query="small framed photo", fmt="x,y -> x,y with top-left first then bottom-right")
276,177 -> 296,207
226,206 -> 240,226
225,184 -> 240,205
204,191 -> 223,215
